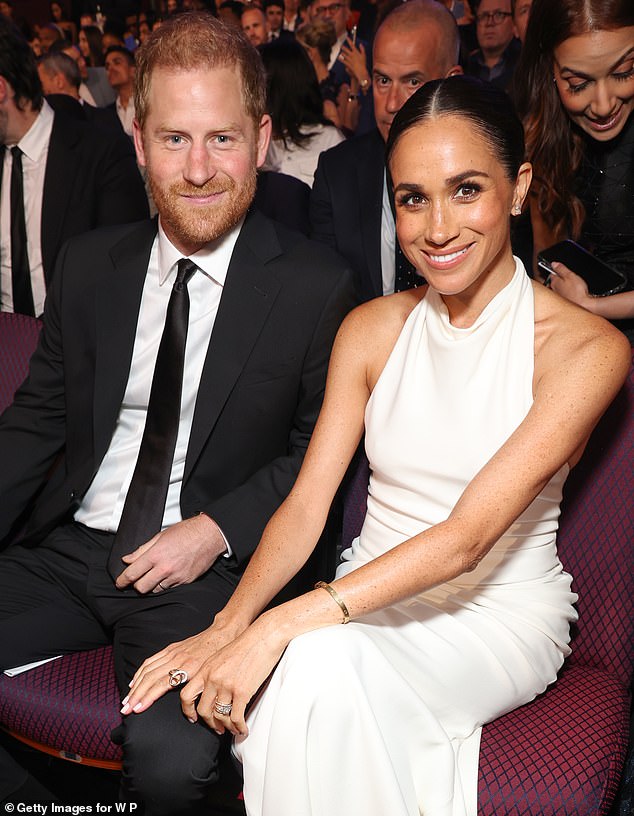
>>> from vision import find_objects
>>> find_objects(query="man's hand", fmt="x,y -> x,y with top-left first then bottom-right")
114,513 -> 227,593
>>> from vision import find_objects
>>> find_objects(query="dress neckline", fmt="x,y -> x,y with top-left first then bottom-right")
426,259 -> 525,341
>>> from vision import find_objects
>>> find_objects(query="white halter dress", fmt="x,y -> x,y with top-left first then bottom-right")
235,260 -> 578,816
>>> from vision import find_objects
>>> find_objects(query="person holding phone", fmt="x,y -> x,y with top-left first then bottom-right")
125,77 -> 630,816
514,0 -> 634,341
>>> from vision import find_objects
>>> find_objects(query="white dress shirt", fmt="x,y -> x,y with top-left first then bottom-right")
380,170 -> 396,295
328,32 -> 348,70
1,101 -> 54,316
115,95 -> 135,138
75,218 -> 243,550
79,83 -> 97,106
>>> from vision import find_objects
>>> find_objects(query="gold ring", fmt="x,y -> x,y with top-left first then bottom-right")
168,668 -> 189,688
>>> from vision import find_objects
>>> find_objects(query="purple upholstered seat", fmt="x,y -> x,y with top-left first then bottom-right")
342,352 -> 634,816
0,312 -> 42,411
0,648 -> 122,768
0,313 -> 122,768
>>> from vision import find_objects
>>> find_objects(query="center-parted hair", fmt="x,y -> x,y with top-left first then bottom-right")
386,76 -> 525,181
134,11 -> 266,130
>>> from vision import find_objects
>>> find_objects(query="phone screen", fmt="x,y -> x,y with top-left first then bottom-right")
537,240 -> 626,297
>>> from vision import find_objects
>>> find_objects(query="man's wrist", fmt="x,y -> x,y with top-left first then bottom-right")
192,512 -> 230,558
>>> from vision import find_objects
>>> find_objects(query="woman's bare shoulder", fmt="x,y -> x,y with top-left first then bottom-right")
341,287 -> 427,344
337,288 -> 428,382
335,286 -> 427,391
533,281 -> 631,389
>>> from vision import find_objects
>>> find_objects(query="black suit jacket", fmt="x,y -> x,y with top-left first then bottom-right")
0,210 -> 354,569
39,110 -> 149,285
254,170 -> 311,235
310,128 -> 385,303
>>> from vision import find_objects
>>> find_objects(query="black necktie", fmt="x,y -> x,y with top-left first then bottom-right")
108,258 -> 198,580
10,147 -> 35,316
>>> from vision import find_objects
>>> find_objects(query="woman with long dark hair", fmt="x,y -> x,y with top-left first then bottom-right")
260,39 -> 344,186
514,0 -> 634,337
78,24 -> 104,67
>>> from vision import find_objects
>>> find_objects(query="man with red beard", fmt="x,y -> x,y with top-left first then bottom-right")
0,11 -> 353,813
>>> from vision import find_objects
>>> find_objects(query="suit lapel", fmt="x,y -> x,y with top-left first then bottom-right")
184,211 -> 282,481
40,113 -> 79,282
92,219 -> 158,460
359,130 -> 386,299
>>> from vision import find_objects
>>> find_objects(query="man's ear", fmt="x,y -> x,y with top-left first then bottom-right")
0,76 -> 9,105
256,114 -> 272,168
132,119 -> 146,167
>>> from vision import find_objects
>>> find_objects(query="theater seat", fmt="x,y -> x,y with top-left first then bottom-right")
0,313 -> 122,770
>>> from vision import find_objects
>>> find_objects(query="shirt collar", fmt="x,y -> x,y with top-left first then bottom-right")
157,215 -> 245,287
17,100 -> 55,162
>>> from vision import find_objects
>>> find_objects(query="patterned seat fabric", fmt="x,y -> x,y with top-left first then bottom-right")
0,314 -> 122,767
342,352 -> 634,816
0,313 -> 42,411
0,648 -> 122,766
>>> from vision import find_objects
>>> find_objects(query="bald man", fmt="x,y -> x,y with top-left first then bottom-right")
310,0 -> 462,302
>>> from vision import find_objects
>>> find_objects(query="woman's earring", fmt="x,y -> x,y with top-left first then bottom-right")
512,205 -> 522,216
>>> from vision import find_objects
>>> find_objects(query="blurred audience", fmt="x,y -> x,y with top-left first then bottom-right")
284,0 -> 304,30
265,0 -> 285,37
464,0 -> 520,89
79,24 -> 104,66
296,18 -> 342,126
218,0 -> 244,27
38,22 -> 64,53
104,45 -> 136,136
242,6 -> 270,45
261,40 -> 345,185
511,0 -> 531,44
0,19 -> 148,316
49,2 -> 76,42
52,39 -> 116,106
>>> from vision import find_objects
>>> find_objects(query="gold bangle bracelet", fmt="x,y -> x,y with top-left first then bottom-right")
315,581 -> 350,624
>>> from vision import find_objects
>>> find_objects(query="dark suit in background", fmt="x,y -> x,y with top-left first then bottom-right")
310,128 -> 385,303
254,170 -> 311,235
39,110 -> 149,284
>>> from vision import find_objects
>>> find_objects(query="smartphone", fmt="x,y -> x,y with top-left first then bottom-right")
537,240 -> 627,297
349,24 -> 357,46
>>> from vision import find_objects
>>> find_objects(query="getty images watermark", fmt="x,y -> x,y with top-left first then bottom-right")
5,805 -> 139,814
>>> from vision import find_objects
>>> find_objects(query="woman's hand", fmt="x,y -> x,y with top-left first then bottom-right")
548,261 -> 594,310
180,612 -> 288,737
121,618 -> 244,715
338,38 -> 370,87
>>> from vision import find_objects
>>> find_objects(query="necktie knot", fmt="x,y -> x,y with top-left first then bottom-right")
11,146 -> 23,161
175,259 -> 197,290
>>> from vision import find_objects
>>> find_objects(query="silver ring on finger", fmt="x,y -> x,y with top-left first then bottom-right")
168,668 -> 189,688
214,699 -> 233,716
158,581 -> 168,591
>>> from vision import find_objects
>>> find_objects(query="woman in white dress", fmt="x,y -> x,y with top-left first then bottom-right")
126,78 -> 630,815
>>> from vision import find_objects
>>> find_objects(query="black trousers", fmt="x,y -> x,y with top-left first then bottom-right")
0,523 -> 239,814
